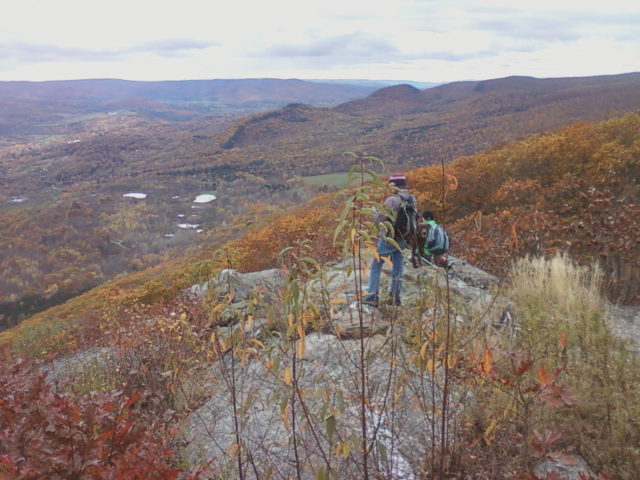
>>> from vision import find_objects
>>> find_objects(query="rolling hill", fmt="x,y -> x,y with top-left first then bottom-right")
2,112 -> 639,480
3,109 -> 638,346
2,72 -> 640,329
212,72 -> 640,174
0,78 -> 378,137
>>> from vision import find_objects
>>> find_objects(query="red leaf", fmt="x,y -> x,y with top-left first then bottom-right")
559,387 -> 577,406
536,366 -> 552,386
96,428 -> 114,442
116,419 -> 136,439
122,392 -> 142,410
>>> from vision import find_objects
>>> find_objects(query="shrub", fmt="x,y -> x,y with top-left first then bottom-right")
0,360 -> 207,479
463,254 -> 640,479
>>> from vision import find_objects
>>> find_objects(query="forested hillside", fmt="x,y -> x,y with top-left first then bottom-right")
1,111 -> 639,480
2,73 -> 640,329
411,113 -> 640,303
3,111 -> 638,349
215,111 -> 640,303
214,72 -> 640,174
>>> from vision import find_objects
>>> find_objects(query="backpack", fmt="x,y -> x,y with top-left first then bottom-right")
426,222 -> 450,255
393,192 -> 418,242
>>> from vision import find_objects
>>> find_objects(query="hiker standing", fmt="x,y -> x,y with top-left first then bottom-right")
363,174 -> 417,307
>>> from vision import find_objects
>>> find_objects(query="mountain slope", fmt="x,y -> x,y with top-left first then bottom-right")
1,111 -> 639,480
2,111 -> 638,346
3,73 -> 640,329
214,72 -> 640,174
0,78 -> 377,104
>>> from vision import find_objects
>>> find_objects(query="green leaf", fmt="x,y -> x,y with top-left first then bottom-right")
325,414 -> 336,440
272,357 -> 280,373
299,256 -> 320,267
386,237 -> 401,250
376,441 -> 388,461
280,397 -> 289,415
316,466 -> 328,480
278,246 -> 294,258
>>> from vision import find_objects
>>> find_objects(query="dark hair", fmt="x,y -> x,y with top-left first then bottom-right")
422,210 -> 435,221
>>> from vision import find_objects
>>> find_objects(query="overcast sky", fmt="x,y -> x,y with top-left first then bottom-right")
1,0 -> 638,83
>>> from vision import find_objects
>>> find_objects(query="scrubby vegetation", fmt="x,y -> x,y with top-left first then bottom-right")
464,253 -> 638,478
2,156 -> 638,479
3,75 -> 640,330
1,88 -> 639,478
411,113 -> 640,304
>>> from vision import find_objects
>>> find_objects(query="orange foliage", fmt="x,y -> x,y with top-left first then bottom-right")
408,113 -> 640,303
228,196 -> 341,272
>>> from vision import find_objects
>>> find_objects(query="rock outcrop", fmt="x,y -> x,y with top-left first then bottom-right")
178,255 -> 498,478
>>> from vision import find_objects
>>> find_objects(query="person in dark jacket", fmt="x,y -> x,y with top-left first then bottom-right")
362,173 -> 416,307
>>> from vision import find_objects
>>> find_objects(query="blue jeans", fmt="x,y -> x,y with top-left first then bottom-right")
366,238 -> 406,302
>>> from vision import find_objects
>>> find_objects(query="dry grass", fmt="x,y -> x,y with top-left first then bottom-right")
493,253 -> 640,479
507,253 -> 604,320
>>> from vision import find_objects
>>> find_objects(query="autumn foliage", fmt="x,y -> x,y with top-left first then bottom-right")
226,194 -> 341,272
0,360 -> 207,479
409,113 -> 640,303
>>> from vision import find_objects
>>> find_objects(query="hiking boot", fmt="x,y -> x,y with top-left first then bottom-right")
362,294 -> 379,308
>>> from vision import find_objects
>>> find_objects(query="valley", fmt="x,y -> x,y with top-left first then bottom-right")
1,75 -> 639,480
2,73 -> 640,329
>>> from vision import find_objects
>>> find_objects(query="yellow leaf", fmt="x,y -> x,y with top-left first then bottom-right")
296,323 -> 305,340
228,442 -> 240,457
283,366 -> 293,385
297,339 -> 306,359
426,358 -> 437,375
211,303 -> 224,314
447,354 -> 458,369
447,174 -> 459,191
483,418 -> 497,446
329,287 -> 346,297
420,342 -> 429,360
282,405 -> 291,430
367,244 -> 381,261
484,417 -> 497,437
329,297 -> 347,305
342,441 -> 351,458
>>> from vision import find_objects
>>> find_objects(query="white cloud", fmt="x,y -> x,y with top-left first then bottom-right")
1,0 -> 639,82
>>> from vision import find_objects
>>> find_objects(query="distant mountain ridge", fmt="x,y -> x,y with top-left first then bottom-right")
0,78 -> 379,136
337,72 -> 640,115
213,72 -> 640,173
0,77 -> 377,109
